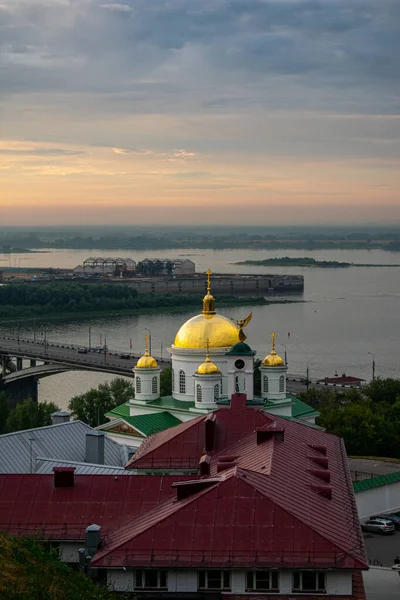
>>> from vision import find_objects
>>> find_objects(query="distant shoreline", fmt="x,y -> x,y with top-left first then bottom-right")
234,257 -> 400,268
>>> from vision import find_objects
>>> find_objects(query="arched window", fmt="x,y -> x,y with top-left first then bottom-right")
235,376 -> 239,393
263,376 -> 269,393
172,369 -> 175,392
136,376 -> 141,394
214,384 -> 219,400
279,375 -> 285,392
179,370 -> 186,394
152,376 -> 158,394
196,384 -> 202,402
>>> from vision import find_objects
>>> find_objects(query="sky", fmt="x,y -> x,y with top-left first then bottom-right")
0,0 -> 399,226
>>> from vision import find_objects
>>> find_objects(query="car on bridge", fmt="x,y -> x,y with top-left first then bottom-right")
77,347 -> 88,354
119,353 -> 131,359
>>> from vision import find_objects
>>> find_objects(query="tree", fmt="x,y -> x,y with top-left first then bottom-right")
363,378 -> 400,405
0,393 -> 9,434
160,367 -> 172,397
5,398 -> 59,433
68,377 -> 135,427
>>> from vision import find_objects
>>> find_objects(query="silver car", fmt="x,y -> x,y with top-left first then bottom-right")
361,518 -> 395,535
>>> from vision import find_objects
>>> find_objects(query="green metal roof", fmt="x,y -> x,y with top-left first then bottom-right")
353,471 -> 400,493
106,402 -> 130,419
226,342 -> 256,356
121,412 -> 182,436
288,394 -> 320,419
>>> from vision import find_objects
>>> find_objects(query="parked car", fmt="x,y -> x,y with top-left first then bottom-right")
120,353 -> 131,359
361,518 -> 395,535
77,347 -> 88,354
372,514 -> 400,530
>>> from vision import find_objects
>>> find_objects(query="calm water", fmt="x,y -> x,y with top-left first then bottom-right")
1,247 -> 399,410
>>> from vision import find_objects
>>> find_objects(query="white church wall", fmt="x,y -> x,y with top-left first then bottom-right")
356,481 -> 400,519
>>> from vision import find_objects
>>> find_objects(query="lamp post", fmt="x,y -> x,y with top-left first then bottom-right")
145,328 -> 152,355
88,326 -> 92,350
305,359 -> 315,391
280,343 -> 288,365
368,352 -> 375,381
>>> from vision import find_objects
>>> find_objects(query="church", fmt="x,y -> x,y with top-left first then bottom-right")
100,271 -> 318,447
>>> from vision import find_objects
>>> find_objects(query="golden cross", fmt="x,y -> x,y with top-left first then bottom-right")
145,333 -> 149,354
271,332 -> 276,352
205,337 -> 210,359
206,268 -> 212,294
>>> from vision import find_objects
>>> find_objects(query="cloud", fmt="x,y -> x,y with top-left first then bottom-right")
0,148 -> 85,156
100,3 -> 133,13
112,147 -> 198,161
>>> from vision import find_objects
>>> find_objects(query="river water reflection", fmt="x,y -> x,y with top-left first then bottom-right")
1,247 -> 399,410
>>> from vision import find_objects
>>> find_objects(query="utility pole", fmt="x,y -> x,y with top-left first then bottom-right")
368,352 -> 375,381
306,364 -> 310,391
88,327 -> 91,350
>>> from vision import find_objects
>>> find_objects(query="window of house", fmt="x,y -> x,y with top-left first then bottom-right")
172,369 -> 175,392
179,370 -> 186,394
292,571 -> 326,593
198,570 -> 230,590
135,570 -> 167,590
263,375 -> 269,393
246,571 -> 279,592
136,376 -> 141,394
196,384 -> 202,402
214,384 -> 219,400
152,376 -> 158,394
279,375 -> 284,392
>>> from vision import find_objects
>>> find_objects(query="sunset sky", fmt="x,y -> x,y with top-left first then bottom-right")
1,0 -> 399,226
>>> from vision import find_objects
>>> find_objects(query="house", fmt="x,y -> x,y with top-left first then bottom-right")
0,394 -> 368,598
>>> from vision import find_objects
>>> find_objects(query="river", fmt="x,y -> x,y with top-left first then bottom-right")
1,247 -> 399,410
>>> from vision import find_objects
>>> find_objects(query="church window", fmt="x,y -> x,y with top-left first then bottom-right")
214,384 -> 219,400
152,376 -> 158,394
135,570 -> 167,590
235,376 -> 239,393
246,571 -> 279,592
196,384 -> 202,402
136,376 -> 141,394
179,370 -> 186,394
279,375 -> 285,392
263,376 -> 269,393
292,571 -> 326,593
198,571 -> 230,591
172,369 -> 175,392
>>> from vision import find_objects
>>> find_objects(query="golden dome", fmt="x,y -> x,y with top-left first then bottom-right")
136,353 -> 158,369
196,339 -> 220,374
135,333 -> 158,369
173,268 -> 240,348
263,332 -> 284,367
263,350 -> 284,367
174,313 -> 240,348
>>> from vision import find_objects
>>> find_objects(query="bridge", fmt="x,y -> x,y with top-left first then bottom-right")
0,336 -> 171,405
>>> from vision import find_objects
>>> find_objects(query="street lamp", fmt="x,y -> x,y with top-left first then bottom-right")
145,328 -> 152,355
280,343 -> 288,365
368,352 -> 375,381
305,358 -> 315,391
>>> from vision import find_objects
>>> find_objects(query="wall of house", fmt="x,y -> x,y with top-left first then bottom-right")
59,542 -> 84,563
356,481 -> 400,519
104,568 -> 353,594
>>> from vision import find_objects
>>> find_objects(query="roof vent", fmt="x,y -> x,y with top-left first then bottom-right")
204,413 -> 216,452
311,484 -> 332,500
53,466 -> 75,488
199,454 -> 211,476
51,411 -> 71,425
217,461 -> 236,473
172,478 -> 220,501
308,444 -> 327,456
309,469 -> 331,483
308,455 -> 329,469
257,427 -> 284,444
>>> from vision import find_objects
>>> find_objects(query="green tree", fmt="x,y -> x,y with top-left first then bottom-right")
363,378 -> 400,405
5,398 -> 59,433
160,367 -> 172,396
68,378 -> 134,427
0,393 -> 10,434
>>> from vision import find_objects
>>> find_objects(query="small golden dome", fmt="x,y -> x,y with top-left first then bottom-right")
196,339 -> 220,374
136,353 -> 158,369
263,350 -> 284,367
263,332 -> 284,367
135,333 -> 158,368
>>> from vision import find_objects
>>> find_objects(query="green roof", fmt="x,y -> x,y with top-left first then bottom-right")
288,394 -> 320,419
107,402 -> 130,419
122,412 -> 182,436
226,342 -> 256,356
353,471 -> 400,493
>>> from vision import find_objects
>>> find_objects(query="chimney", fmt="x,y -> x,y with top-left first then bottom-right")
85,524 -> 101,557
53,466 -> 75,488
51,411 -> 71,425
85,431 -> 105,465
230,393 -> 247,410
199,454 -> 211,476
204,414 -> 216,452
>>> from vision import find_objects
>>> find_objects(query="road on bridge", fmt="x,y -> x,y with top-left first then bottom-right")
0,337 -> 172,377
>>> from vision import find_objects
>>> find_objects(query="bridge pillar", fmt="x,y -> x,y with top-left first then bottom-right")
30,359 -> 37,368
16,357 -> 23,370
5,377 -> 39,408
